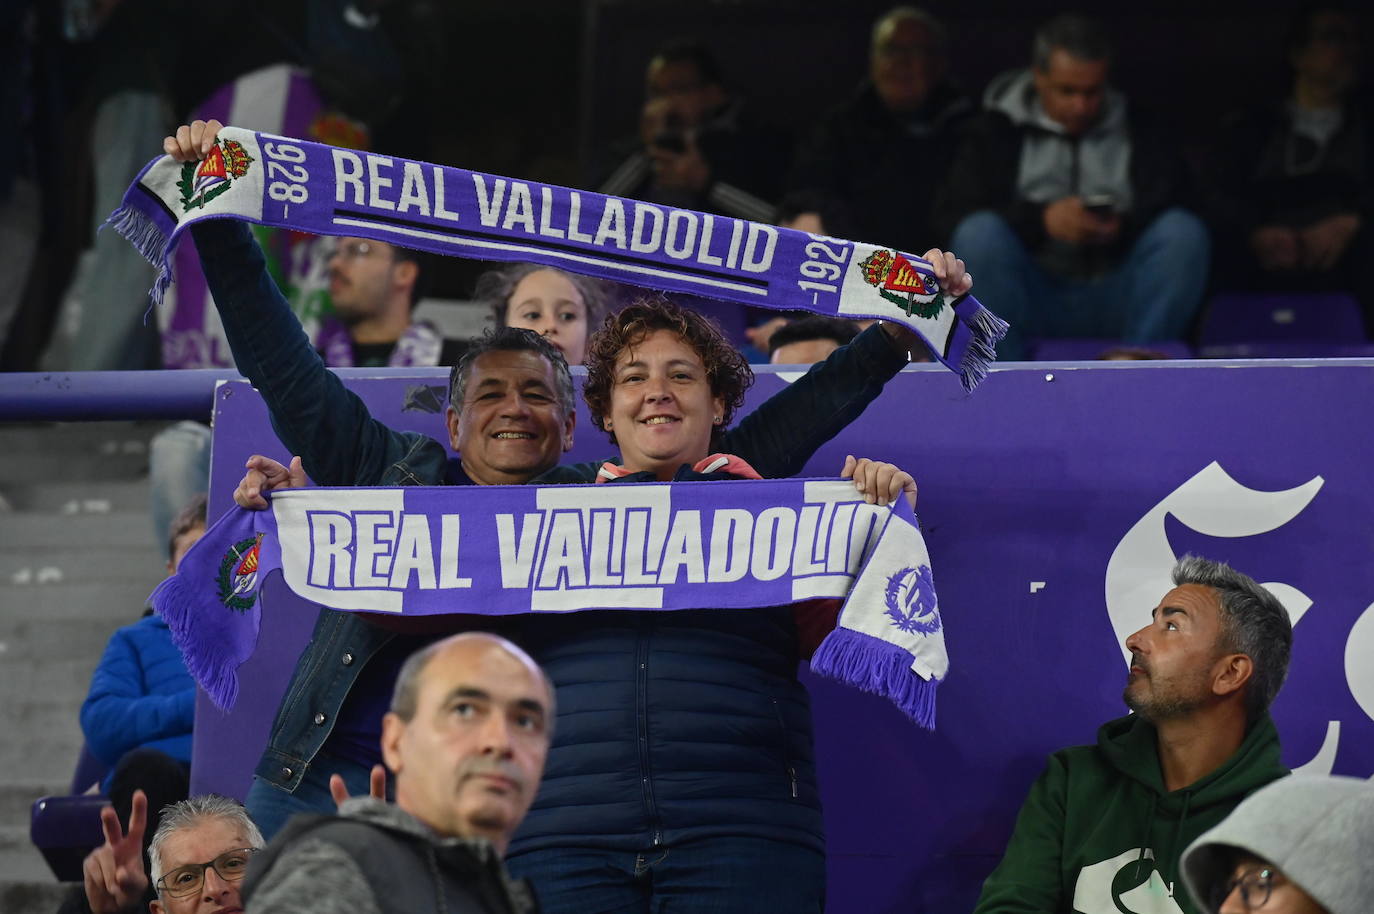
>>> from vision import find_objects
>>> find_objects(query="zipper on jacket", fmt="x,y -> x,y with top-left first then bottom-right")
635,619 -> 663,845
772,698 -> 798,799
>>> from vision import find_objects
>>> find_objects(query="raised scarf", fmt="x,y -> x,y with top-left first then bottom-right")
153,479 -> 947,728
111,127 -> 1006,389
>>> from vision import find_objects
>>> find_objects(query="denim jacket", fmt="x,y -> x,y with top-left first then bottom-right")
193,219 -> 909,849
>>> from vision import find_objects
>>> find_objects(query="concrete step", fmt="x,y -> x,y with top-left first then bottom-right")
0,784 -> 68,827
0,580 -> 163,622
0,549 -> 164,587
0,823 -> 59,884
0,422 -> 158,485
0,880 -> 73,914
0,479 -> 149,514
0,512 -> 160,549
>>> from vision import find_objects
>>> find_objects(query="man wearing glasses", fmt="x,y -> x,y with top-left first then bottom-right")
974,556 -> 1294,914
83,792 -> 264,914
318,236 -> 464,369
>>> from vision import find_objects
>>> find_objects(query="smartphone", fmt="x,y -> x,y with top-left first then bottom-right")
1083,194 -> 1116,216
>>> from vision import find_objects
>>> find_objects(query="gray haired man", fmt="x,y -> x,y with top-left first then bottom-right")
974,555 -> 1294,914
240,632 -> 552,914
83,792 -> 264,914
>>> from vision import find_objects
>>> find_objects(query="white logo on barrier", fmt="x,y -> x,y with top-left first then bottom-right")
1102,461 -> 1367,774
1072,848 -> 1185,914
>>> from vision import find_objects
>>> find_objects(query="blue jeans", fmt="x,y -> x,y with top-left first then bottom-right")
505,837 -> 826,914
148,421 -> 212,553
950,207 -> 1210,359
244,749 -> 377,840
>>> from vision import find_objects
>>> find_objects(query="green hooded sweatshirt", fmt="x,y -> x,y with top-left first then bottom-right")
972,712 -> 1287,914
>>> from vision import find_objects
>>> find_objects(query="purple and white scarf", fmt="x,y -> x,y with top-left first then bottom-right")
153,480 -> 947,727
112,127 -> 1007,389
316,317 -> 444,368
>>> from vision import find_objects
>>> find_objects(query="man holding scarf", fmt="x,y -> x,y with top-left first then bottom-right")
163,119 -> 966,911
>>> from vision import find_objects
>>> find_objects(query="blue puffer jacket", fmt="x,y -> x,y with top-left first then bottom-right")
194,219 -> 908,854
81,612 -> 196,790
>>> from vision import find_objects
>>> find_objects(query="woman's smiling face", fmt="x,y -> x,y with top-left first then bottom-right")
605,329 -> 723,480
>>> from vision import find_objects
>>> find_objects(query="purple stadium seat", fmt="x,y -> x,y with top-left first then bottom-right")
1028,338 -> 1195,360
1200,291 -> 1366,344
29,743 -> 110,881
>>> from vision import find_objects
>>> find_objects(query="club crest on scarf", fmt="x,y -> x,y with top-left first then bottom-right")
858,249 -> 945,320
178,138 -> 254,212
216,533 -> 264,612
884,564 -> 941,635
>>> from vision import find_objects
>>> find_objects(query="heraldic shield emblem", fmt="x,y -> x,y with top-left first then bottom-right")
217,533 -> 264,612
178,138 -> 255,212
858,249 -> 946,320
884,564 -> 942,635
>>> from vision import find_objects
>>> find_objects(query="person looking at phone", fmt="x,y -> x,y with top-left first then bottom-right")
597,39 -> 786,223
935,13 -> 1210,359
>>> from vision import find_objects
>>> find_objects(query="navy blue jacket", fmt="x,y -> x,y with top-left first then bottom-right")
81,612 -> 196,790
193,219 -> 907,853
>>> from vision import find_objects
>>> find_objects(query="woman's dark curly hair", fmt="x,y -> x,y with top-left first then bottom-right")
582,297 -> 754,446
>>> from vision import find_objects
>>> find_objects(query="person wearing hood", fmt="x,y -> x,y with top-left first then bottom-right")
1180,774 -> 1374,914
972,555 -> 1293,914
788,6 -> 974,258
935,14 -> 1209,360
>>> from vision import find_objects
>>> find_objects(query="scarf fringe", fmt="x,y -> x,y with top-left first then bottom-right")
956,301 -> 1012,393
811,627 -> 939,729
150,574 -> 241,711
105,204 -> 175,305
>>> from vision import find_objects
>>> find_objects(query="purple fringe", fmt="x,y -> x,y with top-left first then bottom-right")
150,574 -> 242,711
810,627 -> 939,729
105,204 -> 175,307
954,295 -> 1011,393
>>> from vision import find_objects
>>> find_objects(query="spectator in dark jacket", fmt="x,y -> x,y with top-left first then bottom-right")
1205,5 -> 1373,333
936,14 -> 1210,359
598,39 -> 787,224
789,6 -> 974,257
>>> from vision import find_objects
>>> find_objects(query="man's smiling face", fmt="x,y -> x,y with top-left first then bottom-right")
446,349 -> 574,486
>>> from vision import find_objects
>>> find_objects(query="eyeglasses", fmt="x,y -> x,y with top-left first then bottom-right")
155,847 -> 257,899
331,240 -> 386,261
1213,867 -> 1273,911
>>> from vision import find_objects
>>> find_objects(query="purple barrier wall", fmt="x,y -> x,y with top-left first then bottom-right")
195,361 -> 1374,913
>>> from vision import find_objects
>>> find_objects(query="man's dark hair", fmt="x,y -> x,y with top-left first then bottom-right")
1171,554 -> 1293,723
583,297 -> 753,446
167,493 -> 208,562
767,316 -> 861,358
447,327 -> 575,416
1032,14 -> 1113,70
650,39 -> 725,89
390,246 -> 433,309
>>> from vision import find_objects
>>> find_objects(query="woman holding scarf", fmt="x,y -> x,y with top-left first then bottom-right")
501,295 -> 959,913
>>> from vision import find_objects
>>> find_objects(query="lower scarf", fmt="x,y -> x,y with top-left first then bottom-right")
153,479 -> 948,728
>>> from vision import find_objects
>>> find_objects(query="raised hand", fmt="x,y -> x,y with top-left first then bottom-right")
841,454 -> 918,510
234,455 -> 308,510
162,119 -> 224,163
329,764 -> 388,809
82,790 -> 149,914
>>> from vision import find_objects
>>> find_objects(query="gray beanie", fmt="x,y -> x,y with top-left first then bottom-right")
1181,774 -> 1374,914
